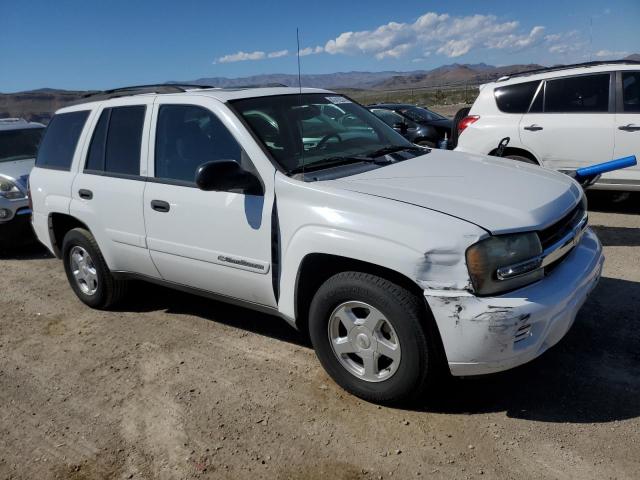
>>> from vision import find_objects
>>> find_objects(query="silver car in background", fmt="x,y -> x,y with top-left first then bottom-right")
0,118 -> 45,249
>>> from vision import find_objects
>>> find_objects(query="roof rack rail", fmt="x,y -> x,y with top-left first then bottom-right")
82,83 -> 214,99
496,60 -> 640,82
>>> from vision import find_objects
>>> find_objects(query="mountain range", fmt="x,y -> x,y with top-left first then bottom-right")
2,55 -> 638,123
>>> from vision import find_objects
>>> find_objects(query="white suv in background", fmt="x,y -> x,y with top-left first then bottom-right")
29,85 -> 603,404
455,61 -> 640,191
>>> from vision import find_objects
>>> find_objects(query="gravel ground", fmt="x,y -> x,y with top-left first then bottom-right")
0,191 -> 639,480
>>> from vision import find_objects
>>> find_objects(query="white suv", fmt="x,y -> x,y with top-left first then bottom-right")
455,61 -> 640,191
30,85 -> 604,404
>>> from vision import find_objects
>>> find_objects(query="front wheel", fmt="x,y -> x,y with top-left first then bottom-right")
62,228 -> 127,309
308,272 -> 443,404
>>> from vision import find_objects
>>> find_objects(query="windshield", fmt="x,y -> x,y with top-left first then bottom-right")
231,94 -> 415,174
0,127 -> 44,162
400,106 -> 446,122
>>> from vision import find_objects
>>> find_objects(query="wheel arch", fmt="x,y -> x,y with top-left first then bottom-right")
488,146 -> 540,165
48,212 -> 91,258
293,253 -> 428,336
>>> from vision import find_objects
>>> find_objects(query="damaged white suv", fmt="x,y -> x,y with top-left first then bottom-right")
29,86 -> 604,404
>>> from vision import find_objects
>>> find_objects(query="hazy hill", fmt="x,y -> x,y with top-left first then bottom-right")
2,55 -> 637,123
170,71 -> 427,89
374,63 -> 544,89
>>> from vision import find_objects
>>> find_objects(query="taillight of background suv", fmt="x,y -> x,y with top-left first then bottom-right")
458,115 -> 479,135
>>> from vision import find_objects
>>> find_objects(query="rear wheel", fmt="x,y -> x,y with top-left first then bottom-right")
308,271 -> 442,405
62,228 -> 127,309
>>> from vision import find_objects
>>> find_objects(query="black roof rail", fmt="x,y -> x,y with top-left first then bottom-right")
82,83 -> 214,99
496,60 -> 640,82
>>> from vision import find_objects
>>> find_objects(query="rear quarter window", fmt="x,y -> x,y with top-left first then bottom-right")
494,81 -> 540,113
36,111 -> 90,170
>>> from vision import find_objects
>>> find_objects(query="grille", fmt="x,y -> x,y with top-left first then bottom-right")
538,198 -> 588,275
538,200 -> 586,250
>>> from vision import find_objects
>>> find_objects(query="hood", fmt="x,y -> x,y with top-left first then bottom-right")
324,150 -> 582,234
0,158 -> 35,190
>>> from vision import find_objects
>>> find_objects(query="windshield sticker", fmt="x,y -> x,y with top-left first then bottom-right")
325,96 -> 351,104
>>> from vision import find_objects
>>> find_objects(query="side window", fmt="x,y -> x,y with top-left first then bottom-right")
105,106 -> 145,175
36,111 -> 89,170
622,72 -> 640,112
155,104 -> 242,183
372,109 -> 404,127
545,74 -> 610,113
494,81 -> 540,113
85,109 -> 109,171
84,105 -> 145,175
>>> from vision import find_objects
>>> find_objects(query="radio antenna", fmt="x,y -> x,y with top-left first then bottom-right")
296,27 -> 306,179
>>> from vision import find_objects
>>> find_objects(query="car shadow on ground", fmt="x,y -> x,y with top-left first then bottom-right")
591,225 -> 640,247
420,276 -> 640,423
0,242 -> 53,260
119,275 -> 640,424
117,281 -> 309,347
586,190 -> 640,214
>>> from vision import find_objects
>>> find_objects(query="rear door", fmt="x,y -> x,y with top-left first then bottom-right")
519,73 -> 615,170
142,96 -> 276,307
611,70 -> 640,186
70,97 -> 160,277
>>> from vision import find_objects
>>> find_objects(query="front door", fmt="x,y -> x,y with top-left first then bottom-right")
143,98 -> 277,307
519,73 -> 615,171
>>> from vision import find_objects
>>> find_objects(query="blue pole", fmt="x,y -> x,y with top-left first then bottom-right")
575,155 -> 637,180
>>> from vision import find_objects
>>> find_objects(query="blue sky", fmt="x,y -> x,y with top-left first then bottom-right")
1,0 -> 638,92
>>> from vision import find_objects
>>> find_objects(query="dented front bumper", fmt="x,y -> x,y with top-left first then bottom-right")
424,227 -> 604,376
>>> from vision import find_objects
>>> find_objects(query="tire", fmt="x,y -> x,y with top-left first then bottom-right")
450,107 -> 471,149
505,154 -> 537,165
416,140 -> 436,148
62,228 -> 127,309
308,271 -> 442,405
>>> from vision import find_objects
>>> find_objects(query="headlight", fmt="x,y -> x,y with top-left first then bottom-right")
466,232 -> 543,296
0,178 -> 26,200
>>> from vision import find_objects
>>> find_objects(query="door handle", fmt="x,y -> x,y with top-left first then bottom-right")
524,124 -> 543,131
78,189 -> 93,200
151,200 -> 171,213
618,124 -> 640,132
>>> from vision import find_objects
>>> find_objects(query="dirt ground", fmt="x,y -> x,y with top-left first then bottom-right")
1,191 -> 639,480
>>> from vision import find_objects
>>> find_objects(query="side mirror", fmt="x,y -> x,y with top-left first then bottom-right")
195,160 -> 263,195
393,122 -> 409,134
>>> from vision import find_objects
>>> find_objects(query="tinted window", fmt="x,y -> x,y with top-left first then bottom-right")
371,109 -> 405,127
155,105 -> 242,183
85,109 -> 109,171
545,74 -> 610,113
36,111 -> 89,170
622,72 -> 640,112
105,106 -> 145,175
0,127 -> 44,163
494,81 -> 540,113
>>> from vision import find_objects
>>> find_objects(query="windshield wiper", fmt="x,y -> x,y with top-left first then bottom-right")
366,145 -> 428,158
288,155 -> 389,175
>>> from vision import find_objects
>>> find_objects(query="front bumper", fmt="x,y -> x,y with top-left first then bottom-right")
425,227 -> 604,376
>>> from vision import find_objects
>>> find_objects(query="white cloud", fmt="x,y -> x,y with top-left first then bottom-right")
299,46 -> 324,56
217,50 -> 266,63
594,49 -> 629,58
322,12 -> 559,60
267,49 -> 289,58
216,11 -> 581,63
